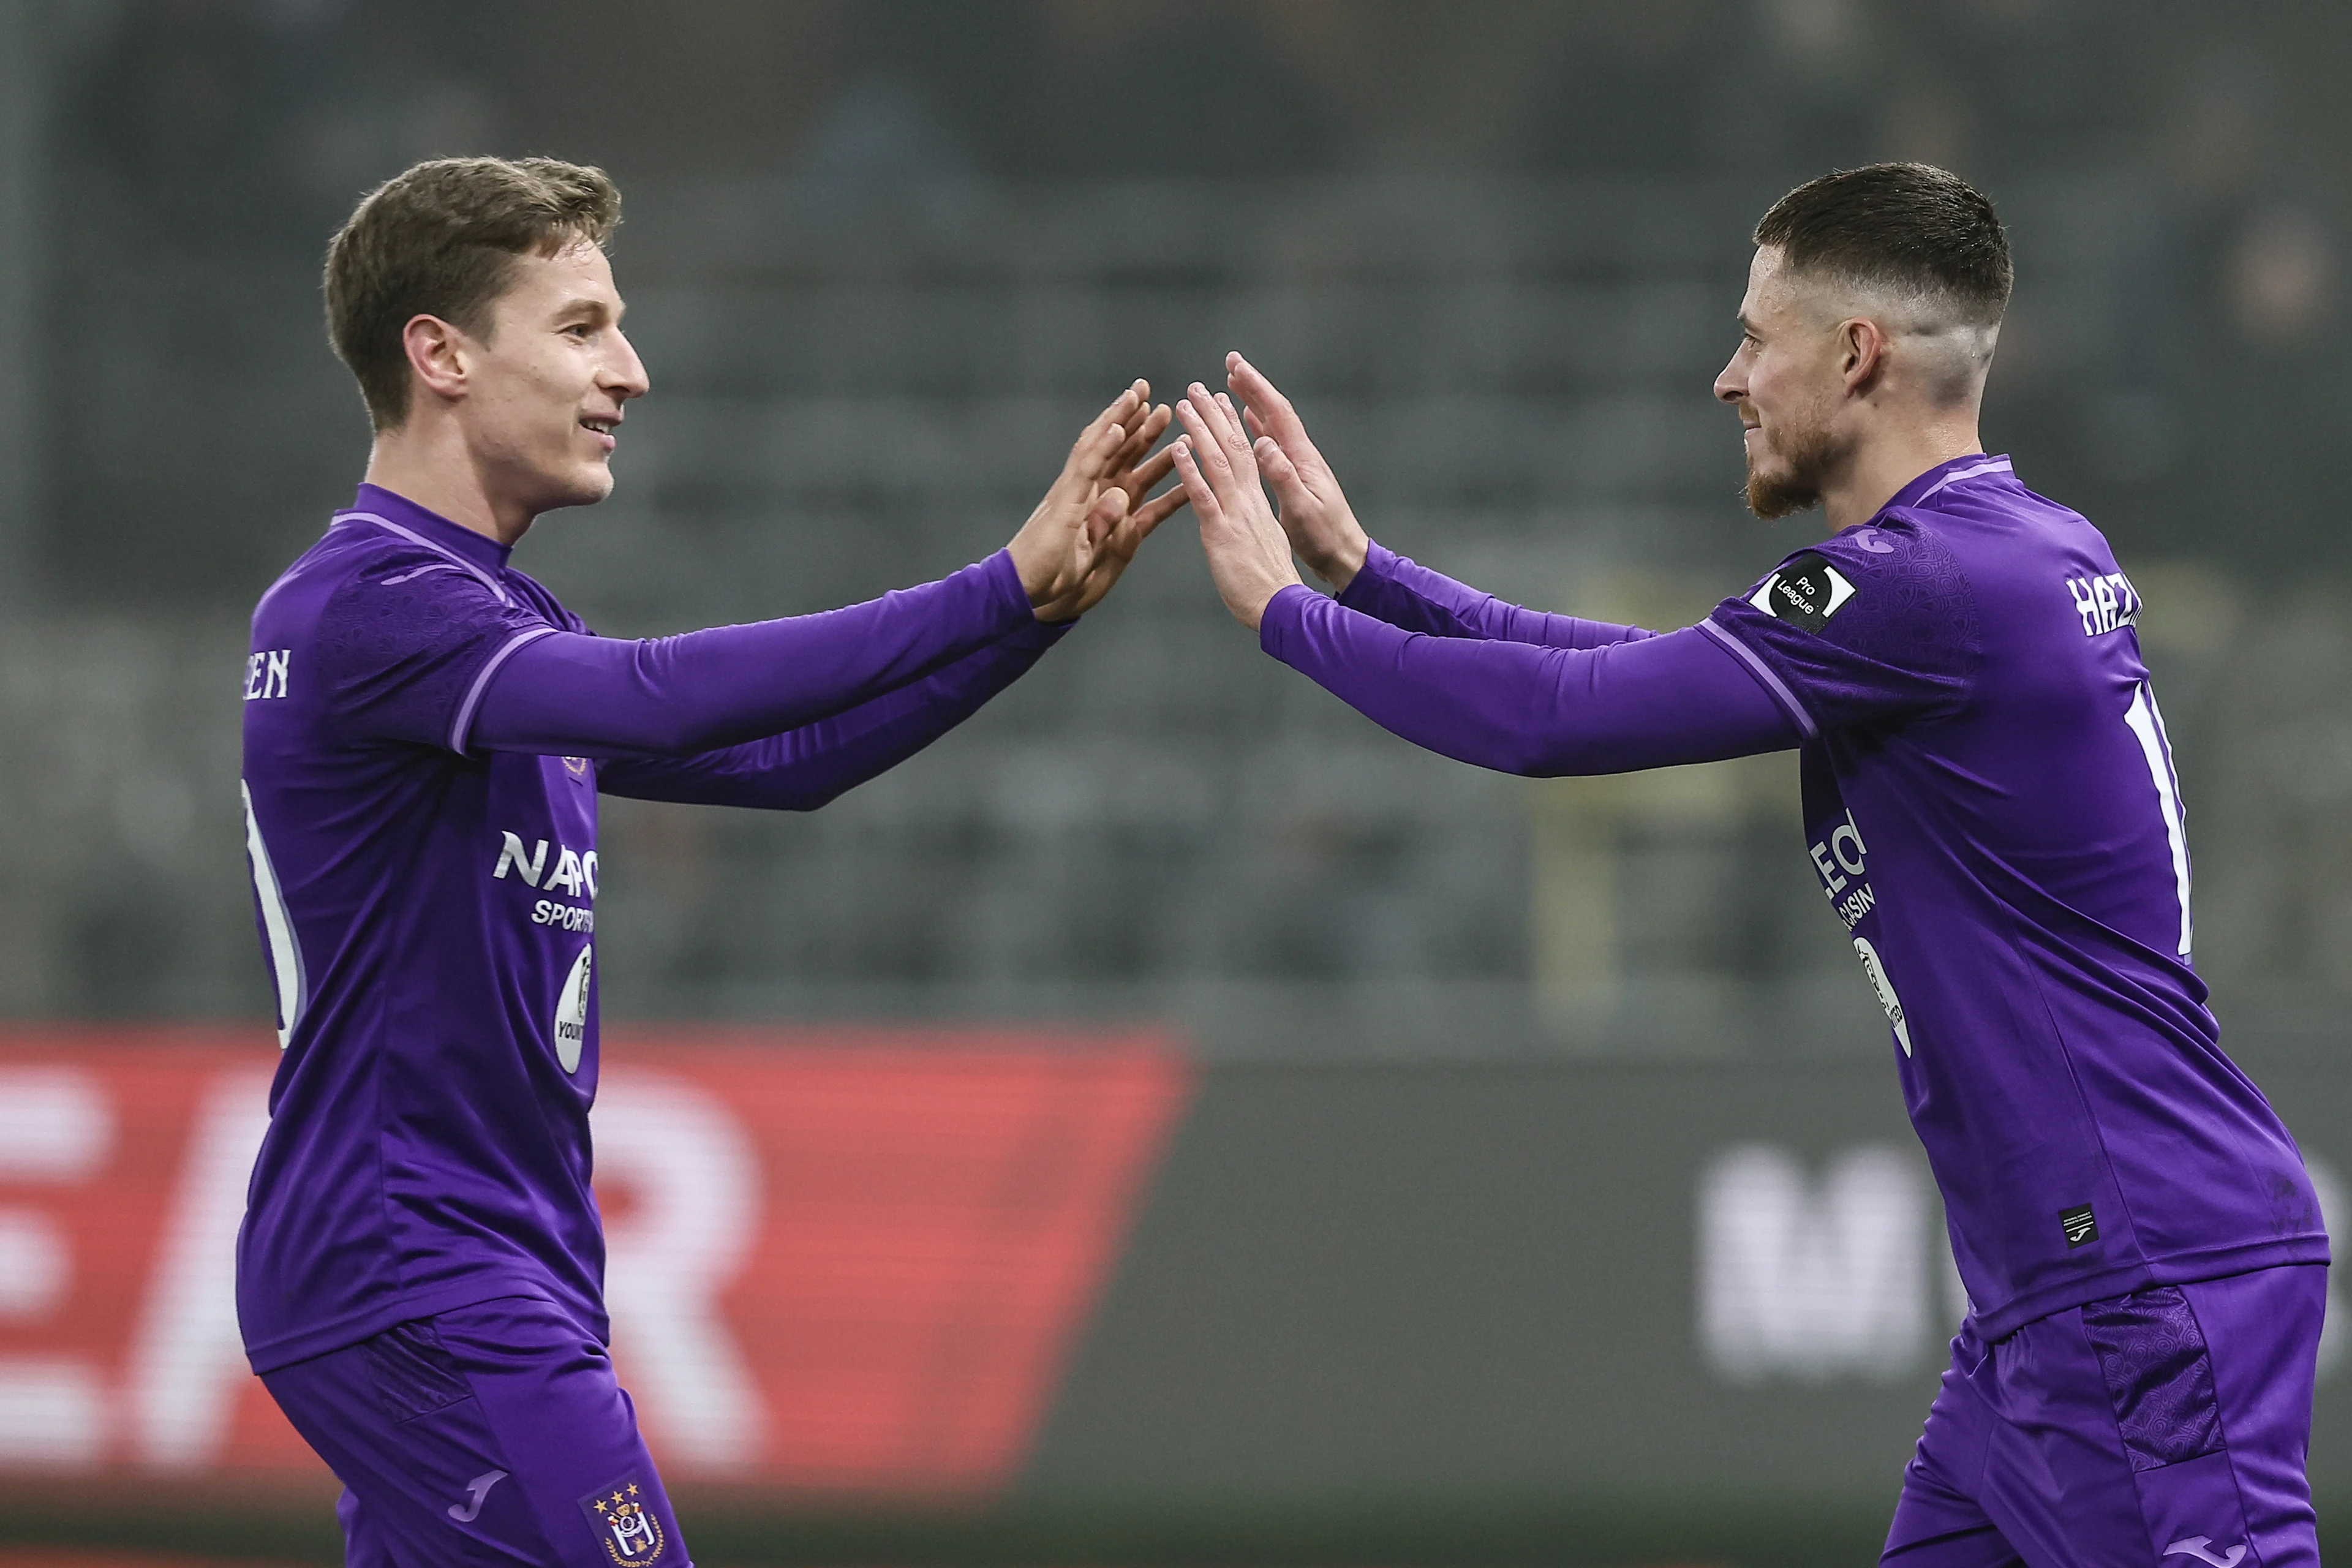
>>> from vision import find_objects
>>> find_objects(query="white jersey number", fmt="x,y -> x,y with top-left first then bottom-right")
241,780 -> 308,1048
2121,681 -> 2193,958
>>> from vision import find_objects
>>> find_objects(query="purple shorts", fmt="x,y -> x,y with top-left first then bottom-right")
261,1295 -> 691,1568
1883,1264 -> 2324,1568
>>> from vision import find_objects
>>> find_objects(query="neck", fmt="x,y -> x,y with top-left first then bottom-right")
1820,413 -> 1985,531
361,420 -> 534,546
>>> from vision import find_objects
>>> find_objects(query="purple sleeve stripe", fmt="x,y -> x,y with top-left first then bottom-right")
1698,617 -> 1819,741
337,512 -> 511,605
450,627 -> 557,753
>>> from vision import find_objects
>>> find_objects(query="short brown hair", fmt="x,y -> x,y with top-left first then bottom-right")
325,156 -> 622,431
1755,163 -> 2011,327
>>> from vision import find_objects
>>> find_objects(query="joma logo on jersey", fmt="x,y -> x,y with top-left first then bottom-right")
243,649 -> 291,701
2064,571 -> 2139,636
493,832 -> 598,898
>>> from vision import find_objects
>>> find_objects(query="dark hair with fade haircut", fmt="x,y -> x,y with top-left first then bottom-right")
1754,162 -> 2011,327
325,156 -> 622,431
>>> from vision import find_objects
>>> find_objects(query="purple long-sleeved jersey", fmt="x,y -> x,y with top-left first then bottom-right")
237,484 -> 1055,1370
1264,453 -> 2326,1338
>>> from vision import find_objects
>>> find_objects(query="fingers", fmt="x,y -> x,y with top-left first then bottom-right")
1129,482 -> 1190,536
1168,434 -> 1222,524
1121,440 -> 1180,496
1254,434 -> 1302,489
1178,382 -> 1257,477
1104,404 -> 1165,476
1225,352 -> 1324,467
1070,380 -> 1150,481
1085,484 -> 1132,542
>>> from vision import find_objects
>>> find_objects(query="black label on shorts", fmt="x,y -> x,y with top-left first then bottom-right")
2060,1203 -> 2100,1249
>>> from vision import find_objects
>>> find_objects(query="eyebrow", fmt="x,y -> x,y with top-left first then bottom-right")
552,296 -> 622,323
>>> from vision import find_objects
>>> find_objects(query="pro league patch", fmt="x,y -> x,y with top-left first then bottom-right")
579,1477 -> 666,1564
1750,551 -> 1858,634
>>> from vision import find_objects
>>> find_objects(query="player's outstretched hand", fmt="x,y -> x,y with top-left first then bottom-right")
1224,352 -> 1369,592
1010,380 -> 1189,624
1171,380 -> 1305,630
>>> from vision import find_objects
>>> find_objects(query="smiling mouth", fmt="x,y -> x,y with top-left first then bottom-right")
580,415 -> 618,450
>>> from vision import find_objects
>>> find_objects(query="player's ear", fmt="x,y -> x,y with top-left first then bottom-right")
1839,317 -> 1888,394
402,314 -> 470,404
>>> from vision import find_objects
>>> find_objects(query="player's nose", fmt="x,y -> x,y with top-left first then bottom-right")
606,329 -> 650,400
1713,355 -> 1746,404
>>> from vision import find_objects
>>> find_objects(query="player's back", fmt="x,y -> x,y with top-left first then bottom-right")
1911,479 -> 2190,961
238,487 -> 609,1373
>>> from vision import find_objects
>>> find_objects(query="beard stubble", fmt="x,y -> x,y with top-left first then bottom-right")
1743,412 -> 1852,521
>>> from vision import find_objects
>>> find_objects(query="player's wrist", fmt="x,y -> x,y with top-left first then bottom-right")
1317,529 -> 1369,593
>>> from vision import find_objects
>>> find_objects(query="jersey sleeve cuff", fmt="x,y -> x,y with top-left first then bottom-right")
982,548 -> 1039,631
1257,582 -> 1322,661
1335,540 -> 1400,612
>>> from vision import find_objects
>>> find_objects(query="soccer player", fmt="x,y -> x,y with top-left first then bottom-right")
238,156 -> 1182,1567
1172,164 -> 2328,1567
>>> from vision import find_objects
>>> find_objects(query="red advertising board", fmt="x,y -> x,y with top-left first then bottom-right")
0,1027 -> 1192,1494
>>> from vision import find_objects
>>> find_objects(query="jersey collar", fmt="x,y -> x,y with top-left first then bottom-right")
1878,453 -> 2016,516
336,484 -> 514,573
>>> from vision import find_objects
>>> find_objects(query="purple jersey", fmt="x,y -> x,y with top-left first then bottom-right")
238,484 -> 1041,1371
1705,454 -> 2326,1336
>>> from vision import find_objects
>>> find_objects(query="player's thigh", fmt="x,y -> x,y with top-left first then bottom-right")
263,1322 -> 569,1567
263,1300 -> 688,1568
2177,1264 -> 2324,1568
1977,1275 -> 2316,1568
431,1295 -> 690,1568
1882,1330 -> 2025,1568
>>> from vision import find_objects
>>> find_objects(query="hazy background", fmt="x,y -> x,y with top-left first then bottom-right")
7,0 -> 2348,1052
3,2 -> 2350,1562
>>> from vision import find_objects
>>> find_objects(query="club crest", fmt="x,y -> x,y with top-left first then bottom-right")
579,1478 -> 665,1564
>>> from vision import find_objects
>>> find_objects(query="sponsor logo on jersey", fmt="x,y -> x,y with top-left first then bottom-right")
492,832 -> 598,897
2064,571 -> 2139,636
1852,936 -> 1912,1057
1809,810 -> 1875,929
2164,1537 -> 2246,1568
580,1479 -> 664,1564
1750,551 -> 1856,634
554,944 -> 593,1073
243,650 -> 292,701
2060,1202 -> 2100,1249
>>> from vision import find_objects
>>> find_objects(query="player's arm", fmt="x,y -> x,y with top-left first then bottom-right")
470,385 -> 1183,760
1225,353 -> 1654,650
1261,596 -> 1795,774
594,620 -> 1063,810
1174,382 -> 1798,774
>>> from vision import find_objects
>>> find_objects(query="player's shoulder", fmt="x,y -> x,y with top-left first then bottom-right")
500,565 -> 590,635
1735,513 -> 1973,639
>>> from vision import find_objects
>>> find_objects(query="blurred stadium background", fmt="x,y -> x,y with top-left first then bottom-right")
2,1 -> 2350,1564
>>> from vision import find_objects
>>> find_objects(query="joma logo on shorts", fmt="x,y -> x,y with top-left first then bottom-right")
492,832 -> 598,898
2164,1537 -> 2246,1568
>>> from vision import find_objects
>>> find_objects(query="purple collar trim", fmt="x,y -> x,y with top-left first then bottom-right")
332,484 -> 514,604
1882,453 -> 2015,514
